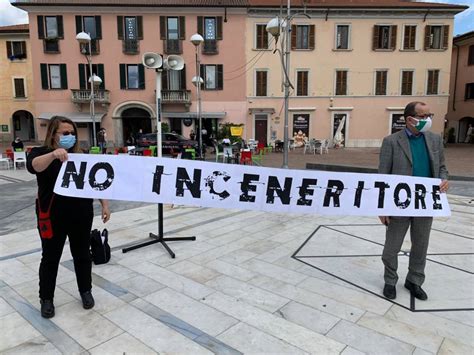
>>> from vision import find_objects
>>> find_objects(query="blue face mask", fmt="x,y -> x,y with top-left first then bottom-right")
58,135 -> 76,149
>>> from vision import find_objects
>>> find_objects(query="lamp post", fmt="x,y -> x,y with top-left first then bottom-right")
190,33 -> 204,159
76,31 -> 101,147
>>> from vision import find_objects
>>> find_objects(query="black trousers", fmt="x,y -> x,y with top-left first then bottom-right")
38,213 -> 93,300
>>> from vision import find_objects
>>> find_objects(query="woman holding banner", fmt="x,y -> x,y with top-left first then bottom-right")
27,116 -> 110,319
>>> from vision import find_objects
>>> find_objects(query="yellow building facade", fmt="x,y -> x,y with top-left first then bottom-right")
0,24 -> 36,147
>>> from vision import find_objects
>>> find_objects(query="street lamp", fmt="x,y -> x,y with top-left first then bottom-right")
190,33 -> 204,159
76,31 -> 101,147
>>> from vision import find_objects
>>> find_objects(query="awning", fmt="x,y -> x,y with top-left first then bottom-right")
163,112 -> 226,119
38,112 -> 106,123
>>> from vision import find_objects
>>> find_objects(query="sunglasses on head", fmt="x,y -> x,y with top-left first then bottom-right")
57,131 -> 76,136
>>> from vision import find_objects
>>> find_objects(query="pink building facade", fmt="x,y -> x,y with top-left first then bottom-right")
17,1 -> 248,148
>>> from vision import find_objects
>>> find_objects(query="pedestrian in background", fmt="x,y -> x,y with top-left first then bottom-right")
12,137 -> 24,151
97,127 -> 107,154
27,116 -> 110,319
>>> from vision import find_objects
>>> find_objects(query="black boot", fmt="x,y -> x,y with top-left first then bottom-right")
80,290 -> 95,309
40,299 -> 55,318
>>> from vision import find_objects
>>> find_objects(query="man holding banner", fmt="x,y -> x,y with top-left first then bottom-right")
379,101 -> 449,301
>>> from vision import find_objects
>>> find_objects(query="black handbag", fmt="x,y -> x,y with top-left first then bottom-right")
90,228 -> 111,265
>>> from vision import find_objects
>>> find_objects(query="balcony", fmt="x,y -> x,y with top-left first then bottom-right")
71,89 -> 110,105
79,39 -> 100,55
161,90 -> 191,105
203,39 -> 218,54
164,39 -> 182,54
123,39 -> 139,54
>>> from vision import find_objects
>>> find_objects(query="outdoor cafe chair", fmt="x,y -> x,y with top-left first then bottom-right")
89,146 -> 101,154
13,151 -> 26,170
215,144 -> 224,162
223,146 -> 233,163
251,149 -> 264,165
240,150 -> 252,165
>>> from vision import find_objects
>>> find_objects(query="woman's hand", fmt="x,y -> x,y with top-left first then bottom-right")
99,199 -> 111,223
52,148 -> 69,162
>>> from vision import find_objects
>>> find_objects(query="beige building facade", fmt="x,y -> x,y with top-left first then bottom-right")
246,1 -> 466,147
446,30 -> 474,143
0,24 -> 36,146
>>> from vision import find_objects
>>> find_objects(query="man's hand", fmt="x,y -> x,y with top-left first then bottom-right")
52,148 -> 68,162
100,199 -> 111,223
439,180 -> 449,193
379,216 -> 390,226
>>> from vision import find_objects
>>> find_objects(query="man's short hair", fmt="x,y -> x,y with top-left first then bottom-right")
404,101 -> 426,119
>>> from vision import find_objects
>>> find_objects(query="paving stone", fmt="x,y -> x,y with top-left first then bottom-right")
89,332 -> 155,354
167,260 -> 221,284
1,335 -> 62,355
0,312 -> 42,352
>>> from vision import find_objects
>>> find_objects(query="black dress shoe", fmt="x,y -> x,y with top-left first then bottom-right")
404,280 -> 428,300
383,284 -> 396,299
40,299 -> 55,318
80,291 -> 95,309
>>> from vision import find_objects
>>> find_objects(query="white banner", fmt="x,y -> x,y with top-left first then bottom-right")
53,154 -> 450,217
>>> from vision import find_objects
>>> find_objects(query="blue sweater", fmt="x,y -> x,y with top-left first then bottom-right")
407,133 -> 432,177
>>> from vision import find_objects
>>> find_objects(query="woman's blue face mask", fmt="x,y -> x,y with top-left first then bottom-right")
58,134 -> 76,149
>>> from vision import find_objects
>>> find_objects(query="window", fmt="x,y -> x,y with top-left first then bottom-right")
468,45 -> 474,65
75,16 -> 102,54
6,41 -> 27,60
200,64 -> 223,90
119,64 -> 145,89
117,16 -> 143,40
424,25 -> 449,50
336,25 -> 350,50
373,25 -> 397,50
37,15 -> 63,52
375,70 -> 387,95
401,70 -> 414,95
426,70 -> 439,95
204,18 -> 216,40
78,63 -> 105,90
255,70 -> 267,96
163,68 -> 186,90
197,16 -> 223,40
40,63 -> 68,90
45,16 -> 59,38
13,78 -> 26,98
296,71 -> 309,96
403,25 -> 417,50
256,24 -> 269,49
159,16 -> 185,54
291,25 -> 315,50
335,70 -> 347,95
465,83 -> 474,100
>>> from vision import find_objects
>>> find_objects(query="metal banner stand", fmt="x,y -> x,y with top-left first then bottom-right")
122,60 -> 195,258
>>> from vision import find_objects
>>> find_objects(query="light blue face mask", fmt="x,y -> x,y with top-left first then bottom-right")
58,135 -> 76,149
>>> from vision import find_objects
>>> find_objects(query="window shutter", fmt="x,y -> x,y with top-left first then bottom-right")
256,25 -> 264,49
137,16 -> 143,40
119,64 -> 126,89
291,25 -> 296,50
37,16 -> 45,39
40,64 -> 49,89
179,16 -> 185,40
98,64 -> 105,89
217,64 -> 223,89
162,69 -> 168,90
95,16 -> 102,39
373,25 -> 380,50
59,64 -> 67,89
200,64 -> 205,88
216,16 -> 223,40
342,71 -> 347,94
309,25 -> 315,50
117,16 -> 124,40
57,16 -> 64,38
262,71 -> 267,96
469,45 -> 474,65
181,64 -> 186,89
160,16 -> 166,40
75,16 -> 82,34
138,64 -> 145,89
197,16 -> 203,36
442,25 -> 449,49
390,25 -> 397,50
424,26 -> 431,50
6,41 -> 12,58
20,41 -> 27,58
78,64 -> 86,89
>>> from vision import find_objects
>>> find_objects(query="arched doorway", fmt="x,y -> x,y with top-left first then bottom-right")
12,110 -> 35,141
122,107 -> 152,144
458,116 -> 474,143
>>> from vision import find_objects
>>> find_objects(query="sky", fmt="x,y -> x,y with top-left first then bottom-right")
0,0 -> 472,35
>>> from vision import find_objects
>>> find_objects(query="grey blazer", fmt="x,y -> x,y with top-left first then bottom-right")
378,130 -> 448,180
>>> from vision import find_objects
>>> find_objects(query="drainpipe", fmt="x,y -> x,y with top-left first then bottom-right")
453,43 -> 460,112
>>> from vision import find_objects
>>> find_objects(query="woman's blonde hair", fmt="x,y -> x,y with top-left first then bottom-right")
44,116 -> 81,153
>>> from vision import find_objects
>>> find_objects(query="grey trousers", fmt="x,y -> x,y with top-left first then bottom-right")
382,216 -> 433,286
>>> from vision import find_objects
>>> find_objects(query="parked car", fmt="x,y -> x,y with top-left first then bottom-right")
137,132 -> 198,155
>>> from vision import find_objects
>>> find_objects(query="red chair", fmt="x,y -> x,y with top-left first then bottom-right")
257,142 -> 265,154
240,150 -> 252,165
143,149 -> 152,156
5,149 -> 14,161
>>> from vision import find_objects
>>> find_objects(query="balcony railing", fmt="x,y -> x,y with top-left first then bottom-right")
164,39 -> 182,54
203,39 -> 218,54
123,39 -> 139,54
71,89 -> 110,104
161,90 -> 191,105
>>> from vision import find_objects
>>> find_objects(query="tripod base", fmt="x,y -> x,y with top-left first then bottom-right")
122,232 -> 196,258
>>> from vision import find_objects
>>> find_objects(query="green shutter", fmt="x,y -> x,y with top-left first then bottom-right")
137,16 -> 143,40
98,64 -> 105,89
57,16 -> 64,38
40,63 -> 49,89
200,64 -> 205,89
37,16 -> 45,39
197,16 -> 203,36
60,64 -> 68,89
138,64 -> 145,89
217,64 -> 223,90
181,64 -> 186,89
162,69 -> 168,90
117,16 -> 124,40
78,63 -> 86,89
95,16 -> 102,39
216,16 -> 223,40
75,16 -> 82,34
120,64 -> 126,89
179,16 -> 185,40
160,16 -> 166,39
